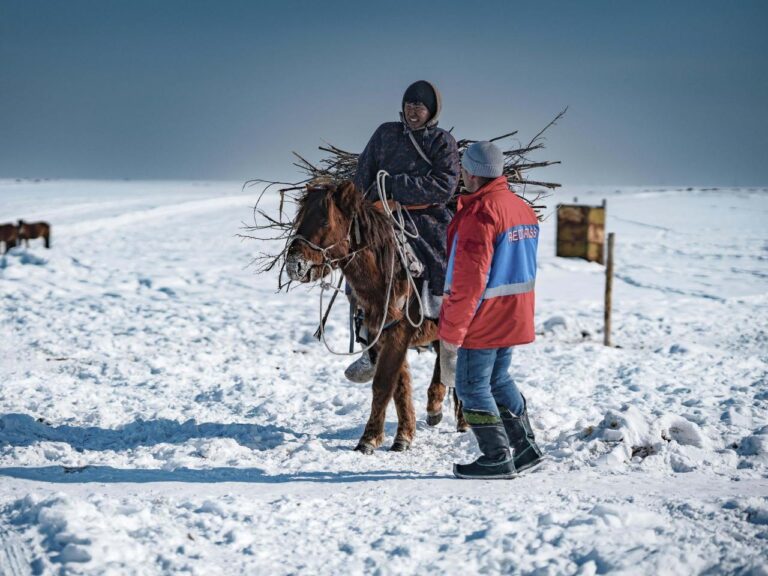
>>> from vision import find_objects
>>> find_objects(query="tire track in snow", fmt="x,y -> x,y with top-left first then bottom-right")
615,273 -> 725,302
56,195 -> 256,237
0,525 -> 32,576
611,215 -> 674,233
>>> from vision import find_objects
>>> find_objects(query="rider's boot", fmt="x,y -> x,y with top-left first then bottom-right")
345,315 -> 378,383
345,348 -> 377,383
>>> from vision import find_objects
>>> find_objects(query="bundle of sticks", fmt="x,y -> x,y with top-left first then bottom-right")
249,107 -> 566,221
241,109 -> 566,280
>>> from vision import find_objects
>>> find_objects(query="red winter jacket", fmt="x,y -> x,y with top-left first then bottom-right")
438,176 -> 538,349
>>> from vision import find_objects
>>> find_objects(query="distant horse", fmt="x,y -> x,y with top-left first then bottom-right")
284,181 -> 466,454
18,220 -> 51,248
0,223 -> 18,253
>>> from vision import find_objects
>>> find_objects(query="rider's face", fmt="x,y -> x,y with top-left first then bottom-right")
403,102 -> 430,130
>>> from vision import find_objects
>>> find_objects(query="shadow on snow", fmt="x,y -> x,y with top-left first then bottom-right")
0,414 -> 452,483
0,413 -> 303,451
0,465 -> 443,484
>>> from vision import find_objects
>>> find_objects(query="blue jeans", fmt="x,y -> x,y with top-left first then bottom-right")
455,347 -> 525,420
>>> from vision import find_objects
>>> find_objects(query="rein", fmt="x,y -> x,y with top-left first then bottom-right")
316,246 -> 397,357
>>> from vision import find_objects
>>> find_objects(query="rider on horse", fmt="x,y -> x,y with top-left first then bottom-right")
346,80 -> 461,382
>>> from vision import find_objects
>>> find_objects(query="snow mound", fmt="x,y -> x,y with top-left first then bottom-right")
661,415 -> 708,449
738,427 -> 768,460
543,315 -> 568,332
572,405 -> 717,472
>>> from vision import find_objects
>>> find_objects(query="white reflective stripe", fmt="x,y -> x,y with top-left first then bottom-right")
482,279 -> 535,299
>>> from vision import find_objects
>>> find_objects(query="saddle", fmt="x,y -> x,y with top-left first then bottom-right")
372,199 -> 435,212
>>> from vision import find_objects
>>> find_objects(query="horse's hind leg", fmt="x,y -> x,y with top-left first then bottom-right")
426,344 -> 446,426
355,331 -> 409,454
390,362 -> 415,451
454,389 -> 469,432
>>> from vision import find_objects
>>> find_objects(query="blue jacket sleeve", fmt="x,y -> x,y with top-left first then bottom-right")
388,131 -> 460,206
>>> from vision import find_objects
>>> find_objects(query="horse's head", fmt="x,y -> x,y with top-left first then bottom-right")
285,181 -> 360,283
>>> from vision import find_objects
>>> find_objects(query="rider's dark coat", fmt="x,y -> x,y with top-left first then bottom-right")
353,84 -> 460,297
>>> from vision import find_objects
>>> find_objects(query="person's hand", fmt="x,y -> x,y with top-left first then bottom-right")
439,340 -> 459,388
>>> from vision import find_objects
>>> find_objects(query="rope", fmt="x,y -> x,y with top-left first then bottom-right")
374,170 -> 425,329
316,246 -> 396,356
313,273 -> 344,341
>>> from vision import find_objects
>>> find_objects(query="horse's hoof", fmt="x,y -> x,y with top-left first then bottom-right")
456,424 -> 469,433
426,412 -> 443,427
354,442 -> 375,455
389,439 -> 411,452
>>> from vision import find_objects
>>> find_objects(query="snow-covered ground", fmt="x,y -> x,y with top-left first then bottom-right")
0,179 -> 766,575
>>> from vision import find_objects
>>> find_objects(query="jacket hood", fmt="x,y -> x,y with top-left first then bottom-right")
400,80 -> 442,130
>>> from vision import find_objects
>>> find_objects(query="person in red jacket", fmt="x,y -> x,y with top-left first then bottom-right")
439,141 -> 544,479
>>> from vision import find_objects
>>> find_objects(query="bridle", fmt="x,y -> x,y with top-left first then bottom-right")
288,216 -> 362,277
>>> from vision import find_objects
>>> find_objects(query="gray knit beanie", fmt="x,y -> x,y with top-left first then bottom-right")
461,141 -> 504,178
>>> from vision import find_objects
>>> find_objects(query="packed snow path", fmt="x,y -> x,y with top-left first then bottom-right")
1,180 -> 766,574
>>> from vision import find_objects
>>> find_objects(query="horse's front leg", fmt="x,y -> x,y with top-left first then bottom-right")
426,341 -> 446,426
354,330 -> 409,454
390,360 -> 415,451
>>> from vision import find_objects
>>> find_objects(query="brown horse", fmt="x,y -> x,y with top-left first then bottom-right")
284,181 -> 466,454
18,220 -> 51,248
0,223 -> 18,253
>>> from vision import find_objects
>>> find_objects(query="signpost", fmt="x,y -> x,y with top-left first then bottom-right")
604,232 -> 615,347
556,200 -> 615,346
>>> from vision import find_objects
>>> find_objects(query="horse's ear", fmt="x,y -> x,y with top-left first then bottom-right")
334,180 -> 359,216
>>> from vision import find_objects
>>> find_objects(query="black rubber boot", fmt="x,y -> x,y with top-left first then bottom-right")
453,418 -> 516,479
499,397 -> 544,473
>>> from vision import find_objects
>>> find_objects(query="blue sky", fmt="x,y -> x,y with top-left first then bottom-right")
1,0 -> 766,185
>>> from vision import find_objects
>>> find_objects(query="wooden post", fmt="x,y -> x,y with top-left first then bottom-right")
604,232 -> 615,347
